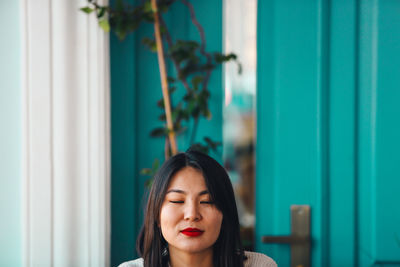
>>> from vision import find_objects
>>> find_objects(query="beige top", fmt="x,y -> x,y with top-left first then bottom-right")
118,251 -> 277,267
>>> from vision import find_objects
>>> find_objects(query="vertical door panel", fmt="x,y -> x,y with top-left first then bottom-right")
329,0 -> 358,266
256,0 -> 328,266
375,1 -> 400,261
257,0 -> 400,266
359,0 -> 400,264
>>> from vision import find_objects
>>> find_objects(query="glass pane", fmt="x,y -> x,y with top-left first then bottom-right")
223,0 -> 257,250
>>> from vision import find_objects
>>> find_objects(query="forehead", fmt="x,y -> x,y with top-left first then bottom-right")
167,166 -> 207,190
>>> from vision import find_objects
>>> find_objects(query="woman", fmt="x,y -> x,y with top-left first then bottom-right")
119,150 -> 276,267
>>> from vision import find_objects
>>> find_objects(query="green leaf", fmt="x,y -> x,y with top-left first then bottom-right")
157,99 -> 165,108
186,99 -> 196,114
191,75 -> 203,90
158,114 -> 166,121
140,168 -> 152,175
145,178 -> 154,188
98,19 -> 110,32
183,92 -> 194,102
203,109 -> 212,119
169,40 -> 200,65
214,52 -> 237,63
169,86 -> 177,94
199,89 -> 210,100
189,143 -> 209,154
142,37 -> 157,52
237,62 -> 243,75
116,0 -> 124,11
167,76 -> 176,83
116,31 -> 127,41
150,127 -> 168,137
160,25 -> 167,34
143,1 -> 153,13
214,52 -> 242,74
204,137 -> 221,150
158,0 -> 175,12
152,158 -> 160,170
80,7 -> 94,14
97,7 -> 106,18
175,126 -> 187,135
204,137 -> 213,145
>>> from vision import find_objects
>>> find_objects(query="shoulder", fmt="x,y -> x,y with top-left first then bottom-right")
118,258 -> 144,267
244,251 -> 277,267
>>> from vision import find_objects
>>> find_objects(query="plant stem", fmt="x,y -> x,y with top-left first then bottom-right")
190,117 -> 199,145
165,137 -> 170,160
151,0 -> 178,155
181,0 -> 212,91
158,16 -> 191,94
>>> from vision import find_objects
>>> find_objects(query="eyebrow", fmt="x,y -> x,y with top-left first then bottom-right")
166,189 -> 210,196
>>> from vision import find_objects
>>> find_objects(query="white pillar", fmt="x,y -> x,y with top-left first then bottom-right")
21,0 -> 110,266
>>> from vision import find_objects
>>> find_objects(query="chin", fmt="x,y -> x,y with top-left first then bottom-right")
173,240 -> 214,254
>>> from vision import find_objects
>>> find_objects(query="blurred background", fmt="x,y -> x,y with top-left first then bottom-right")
1,0 -> 400,266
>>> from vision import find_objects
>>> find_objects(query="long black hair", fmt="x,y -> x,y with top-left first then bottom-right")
137,150 -> 245,267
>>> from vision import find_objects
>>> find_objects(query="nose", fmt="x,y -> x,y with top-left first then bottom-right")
184,201 -> 202,221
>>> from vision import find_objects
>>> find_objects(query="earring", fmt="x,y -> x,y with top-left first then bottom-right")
162,246 -> 169,257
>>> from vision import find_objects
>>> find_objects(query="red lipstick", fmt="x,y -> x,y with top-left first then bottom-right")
181,228 -> 204,237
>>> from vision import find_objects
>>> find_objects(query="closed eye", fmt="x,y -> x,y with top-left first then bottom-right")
200,201 -> 214,204
169,201 -> 184,204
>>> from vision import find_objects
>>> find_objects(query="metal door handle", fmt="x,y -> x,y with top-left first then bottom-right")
261,205 -> 311,267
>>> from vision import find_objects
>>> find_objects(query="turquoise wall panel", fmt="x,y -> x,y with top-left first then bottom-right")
110,0 -> 223,265
0,1 -> 22,266
110,28 -> 139,266
135,21 -> 165,213
187,0 -> 223,162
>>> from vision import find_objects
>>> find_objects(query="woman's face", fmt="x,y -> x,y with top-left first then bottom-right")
159,166 -> 223,256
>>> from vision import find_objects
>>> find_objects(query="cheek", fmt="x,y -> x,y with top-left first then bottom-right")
207,210 -> 223,235
213,212 -> 223,226
160,205 -> 179,229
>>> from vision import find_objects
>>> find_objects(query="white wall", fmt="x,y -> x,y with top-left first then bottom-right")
0,0 -> 22,266
21,1 -> 110,265
0,1 -> 111,266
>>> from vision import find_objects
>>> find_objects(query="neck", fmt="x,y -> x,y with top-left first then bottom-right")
168,247 -> 214,267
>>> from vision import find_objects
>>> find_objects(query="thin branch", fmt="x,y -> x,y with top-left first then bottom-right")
181,0 -> 213,90
158,15 -> 191,94
180,0 -> 207,56
164,137 -> 170,160
190,117 -> 199,145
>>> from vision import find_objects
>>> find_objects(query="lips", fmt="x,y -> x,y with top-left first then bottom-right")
181,228 -> 204,237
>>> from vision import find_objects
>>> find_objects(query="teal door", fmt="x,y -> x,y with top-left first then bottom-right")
255,0 -> 400,266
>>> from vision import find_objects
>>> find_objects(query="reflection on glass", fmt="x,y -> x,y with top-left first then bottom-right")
223,0 -> 257,250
